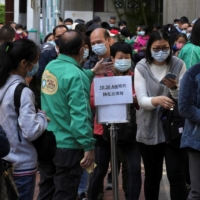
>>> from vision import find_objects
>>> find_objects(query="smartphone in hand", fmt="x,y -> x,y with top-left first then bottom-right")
160,73 -> 177,85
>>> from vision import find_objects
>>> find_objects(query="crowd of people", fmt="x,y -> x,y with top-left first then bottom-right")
0,14 -> 200,200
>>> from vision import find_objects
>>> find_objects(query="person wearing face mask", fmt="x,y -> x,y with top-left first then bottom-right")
88,42 -> 141,200
172,33 -> 188,56
178,18 -> 200,70
39,30 -> 113,200
135,30 -> 187,200
0,39 -> 48,200
64,18 -> 73,30
181,23 -> 190,35
133,25 -> 149,64
14,24 -> 28,40
37,25 -> 68,80
118,20 -> 127,30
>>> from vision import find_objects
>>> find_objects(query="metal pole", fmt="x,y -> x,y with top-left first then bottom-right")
110,123 -> 119,200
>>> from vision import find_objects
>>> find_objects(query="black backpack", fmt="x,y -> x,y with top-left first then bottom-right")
14,83 -> 56,161
161,99 -> 185,148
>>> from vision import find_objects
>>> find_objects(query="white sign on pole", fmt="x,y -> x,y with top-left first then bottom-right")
94,76 -> 133,106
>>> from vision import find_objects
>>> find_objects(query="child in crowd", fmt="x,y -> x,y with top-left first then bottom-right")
172,33 -> 188,56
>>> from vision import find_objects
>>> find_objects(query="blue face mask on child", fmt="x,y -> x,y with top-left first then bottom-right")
26,63 -> 39,77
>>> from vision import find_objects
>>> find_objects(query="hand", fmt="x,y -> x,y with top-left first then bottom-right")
80,150 -> 94,169
38,109 -> 50,122
162,78 -> 177,89
152,96 -> 175,109
92,58 -> 113,75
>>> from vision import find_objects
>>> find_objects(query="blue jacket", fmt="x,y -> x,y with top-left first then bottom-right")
179,63 -> 200,151
37,47 -> 57,79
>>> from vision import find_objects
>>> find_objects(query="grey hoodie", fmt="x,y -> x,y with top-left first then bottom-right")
0,75 -> 47,175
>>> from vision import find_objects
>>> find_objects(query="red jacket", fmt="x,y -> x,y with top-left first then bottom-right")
15,33 -> 28,41
90,70 -> 138,135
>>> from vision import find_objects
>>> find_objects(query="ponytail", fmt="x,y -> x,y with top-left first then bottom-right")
0,42 -> 13,88
0,39 -> 38,88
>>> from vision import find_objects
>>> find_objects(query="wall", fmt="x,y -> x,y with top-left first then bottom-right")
163,0 -> 200,24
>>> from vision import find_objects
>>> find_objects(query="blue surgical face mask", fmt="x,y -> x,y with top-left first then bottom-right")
151,50 -> 170,63
83,48 -> 89,59
181,30 -> 187,34
109,23 -> 115,27
138,31 -> 145,36
47,41 -> 56,46
92,43 -> 107,55
26,63 -> 39,77
114,59 -> 131,72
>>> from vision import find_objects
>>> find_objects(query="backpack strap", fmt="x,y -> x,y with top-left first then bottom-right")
14,83 -> 27,142
14,83 -> 27,116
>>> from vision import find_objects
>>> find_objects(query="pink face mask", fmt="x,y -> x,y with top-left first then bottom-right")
176,43 -> 184,50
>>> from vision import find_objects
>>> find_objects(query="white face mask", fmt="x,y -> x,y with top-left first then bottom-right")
138,31 -> 145,36
114,59 -> 131,72
92,43 -> 107,55
66,25 -> 72,30
16,30 -> 23,34
83,48 -> 89,59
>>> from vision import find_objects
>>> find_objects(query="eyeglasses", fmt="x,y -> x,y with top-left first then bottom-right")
152,47 -> 170,52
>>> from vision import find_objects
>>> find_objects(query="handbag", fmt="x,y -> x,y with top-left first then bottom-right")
0,160 -> 19,200
14,83 -> 56,162
161,99 -> 185,148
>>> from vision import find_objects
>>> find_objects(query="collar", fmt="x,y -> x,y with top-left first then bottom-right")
57,54 -> 80,67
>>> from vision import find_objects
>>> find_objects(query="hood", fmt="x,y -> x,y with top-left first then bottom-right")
0,75 -> 25,104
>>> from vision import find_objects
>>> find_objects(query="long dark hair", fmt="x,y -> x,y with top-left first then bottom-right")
190,18 -> 200,46
145,30 -> 172,65
0,39 -> 38,88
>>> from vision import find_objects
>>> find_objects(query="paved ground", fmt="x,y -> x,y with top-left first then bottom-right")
33,162 -> 170,200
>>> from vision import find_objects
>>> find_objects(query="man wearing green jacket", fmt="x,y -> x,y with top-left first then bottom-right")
40,30 -> 112,200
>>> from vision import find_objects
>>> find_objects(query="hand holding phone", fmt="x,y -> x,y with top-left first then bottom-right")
160,73 -> 177,85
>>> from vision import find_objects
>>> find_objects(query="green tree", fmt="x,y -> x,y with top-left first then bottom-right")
112,0 -> 163,32
0,4 -> 5,23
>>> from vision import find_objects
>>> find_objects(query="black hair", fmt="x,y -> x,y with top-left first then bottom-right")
179,16 -> 189,24
153,23 -> 161,30
59,30 -> 83,56
59,17 -> 63,22
145,30 -> 172,65
110,42 -> 132,58
75,24 -> 86,33
174,19 -> 179,23
118,20 -> 127,27
0,25 -> 15,43
15,24 -> 23,30
85,20 -> 94,29
75,19 -> 85,24
0,39 -> 38,88
175,33 -> 188,42
135,25 -> 141,32
53,25 -> 68,36
44,33 -> 53,43
120,27 -> 131,38
140,25 -> 149,35
190,18 -> 200,46
0,22 -> 3,25
64,18 -> 73,24
109,16 -> 116,20
101,22 -> 111,30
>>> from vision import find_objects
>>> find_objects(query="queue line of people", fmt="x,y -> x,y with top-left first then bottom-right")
0,15 -> 200,200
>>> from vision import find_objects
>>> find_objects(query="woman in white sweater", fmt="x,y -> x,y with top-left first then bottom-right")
134,30 -> 187,200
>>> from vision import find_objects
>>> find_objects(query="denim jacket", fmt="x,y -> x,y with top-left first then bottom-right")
179,63 -> 200,151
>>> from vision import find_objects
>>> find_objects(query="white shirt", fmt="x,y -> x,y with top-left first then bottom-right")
134,62 -> 186,110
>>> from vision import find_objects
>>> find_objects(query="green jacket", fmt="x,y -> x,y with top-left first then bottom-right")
178,42 -> 200,69
41,54 -> 96,151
